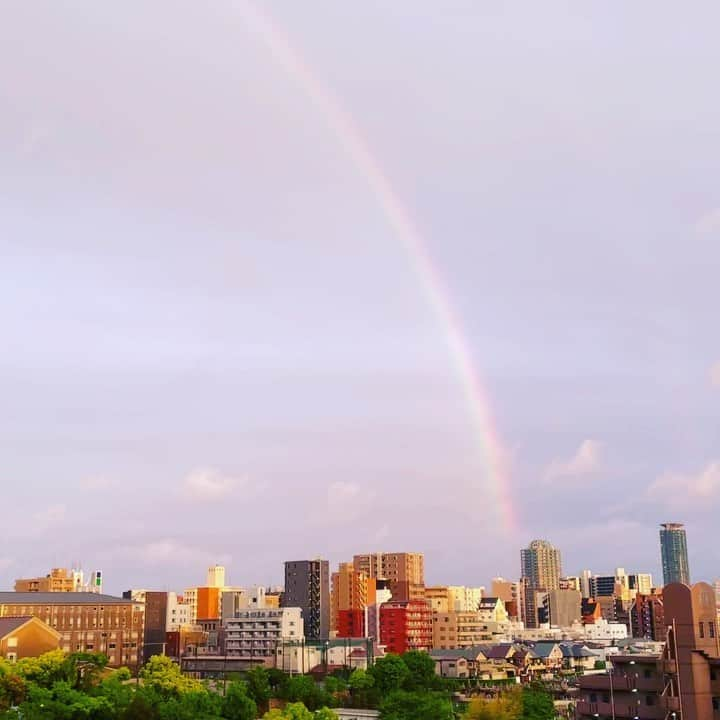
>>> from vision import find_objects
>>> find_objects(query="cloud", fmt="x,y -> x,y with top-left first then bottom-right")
181,467 -> 243,501
696,208 -> 720,234
543,439 -> 601,483
32,504 -> 67,531
79,476 -> 114,490
710,362 -> 720,388
647,461 -> 720,508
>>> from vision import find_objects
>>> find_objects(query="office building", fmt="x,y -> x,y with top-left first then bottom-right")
548,589 -> 581,628
206,565 -> 226,588
0,592 -> 144,667
660,523 -> 690,586
283,559 -> 330,639
14,567 -> 103,594
353,553 -> 424,602
123,589 -> 169,663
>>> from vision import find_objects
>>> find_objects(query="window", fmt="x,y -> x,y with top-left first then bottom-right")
646,695 -> 655,706
700,622 -> 706,638
711,622 -> 716,639
644,669 -> 652,679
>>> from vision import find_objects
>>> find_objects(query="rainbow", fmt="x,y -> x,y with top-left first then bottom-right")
235,2 -> 516,533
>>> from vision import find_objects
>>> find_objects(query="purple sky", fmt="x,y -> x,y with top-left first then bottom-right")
2,1 -> 720,595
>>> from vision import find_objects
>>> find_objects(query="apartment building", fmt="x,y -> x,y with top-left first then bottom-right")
432,611 -> 492,649
331,563 -> 376,637
224,608 -> 303,661
379,600 -> 432,654
353,553 -> 424,602
0,592 -> 144,667
284,560 -> 330,640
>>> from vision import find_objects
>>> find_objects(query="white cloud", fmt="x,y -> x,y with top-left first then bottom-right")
32,504 -> 67,530
647,461 -> 720,507
181,467 -> 243,501
543,439 -> 601,483
696,208 -> 720,234
710,362 -> 720,388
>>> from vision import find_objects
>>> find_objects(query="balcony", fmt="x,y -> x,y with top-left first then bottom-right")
575,699 -> 666,719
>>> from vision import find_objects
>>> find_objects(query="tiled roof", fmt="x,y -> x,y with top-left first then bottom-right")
0,592 -> 137,605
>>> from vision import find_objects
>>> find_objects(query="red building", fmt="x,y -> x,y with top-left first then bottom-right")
379,600 -> 432,654
337,609 -> 365,638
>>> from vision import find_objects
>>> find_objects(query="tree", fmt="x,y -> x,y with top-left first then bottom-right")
221,681 -> 257,720
140,655 -> 204,696
378,689 -> 453,720
279,676 -> 332,711
313,708 -> 339,720
245,666 -> 272,712
369,655 -> 410,696
465,691 -> 522,720
399,651 -> 436,691
521,684 -> 554,720
263,702 -> 314,720
347,669 -> 374,692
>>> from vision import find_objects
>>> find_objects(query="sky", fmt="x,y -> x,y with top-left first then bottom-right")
1,1 -> 720,595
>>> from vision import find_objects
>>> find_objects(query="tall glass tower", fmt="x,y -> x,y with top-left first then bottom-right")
660,523 -> 690,586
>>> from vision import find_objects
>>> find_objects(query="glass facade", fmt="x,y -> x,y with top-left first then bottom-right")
660,523 -> 690,586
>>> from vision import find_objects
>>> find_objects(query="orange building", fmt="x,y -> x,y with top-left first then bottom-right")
0,617 -> 61,661
196,587 -> 221,620
331,563 -> 376,637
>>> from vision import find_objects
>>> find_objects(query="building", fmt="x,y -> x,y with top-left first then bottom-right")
331,563 -> 376,637
206,565 -> 226,588
14,567 -> 103,594
224,607 -> 303,661
520,540 -> 561,628
660,522 -> 690,585
0,617 -> 61,661
432,611 -> 493,649
577,582 -> 720,720
547,589 -> 581,628
448,586 -> 483,612
379,600 -> 432,653
0,592 -> 144,667
222,587 -> 269,619
353,553 -> 424,602
166,592 -> 192,632
284,559 -> 330,639
366,580 -> 393,643
629,573 -> 653,596
630,590 -> 666,642
123,589 -> 169,663
491,578 -> 520,620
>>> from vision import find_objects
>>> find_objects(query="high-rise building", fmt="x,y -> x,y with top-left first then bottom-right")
283,559 -> 330,639
520,540 -> 561,628
379,600 -> 432,653
353,553 -> 424,602
660,522 -> 690,586
123,589 -> 169,663
330,563 -> 376,638
548,589 -> 581,627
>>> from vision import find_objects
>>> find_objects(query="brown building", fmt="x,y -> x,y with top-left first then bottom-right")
0,592 -> 144,668
631,591 -> 666,642
577,582 -> 720,719
15,568 -> 79,593
432,611 -> 491,649
0,617 -> 61,661
353,552 -> 424,602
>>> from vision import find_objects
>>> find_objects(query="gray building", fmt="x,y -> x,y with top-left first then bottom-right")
548,589 -> 581,627
283,559 -> 330,639
660,522 -> 690,586
520,539 -> 562,628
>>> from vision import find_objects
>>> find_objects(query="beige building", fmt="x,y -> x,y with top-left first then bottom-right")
353,552 -> 424,602
0,592 -> 144,667
432,611 -> 493,649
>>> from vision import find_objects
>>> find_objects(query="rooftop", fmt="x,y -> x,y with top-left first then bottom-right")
0,592 -> 139,606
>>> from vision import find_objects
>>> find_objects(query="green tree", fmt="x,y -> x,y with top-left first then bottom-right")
140,655 -> 204,696
399,651 -> 436,691
378,689 -> 453,720
279,676 -> 332,711
465,690 -> 522,720
313,708 -> 338,720
245,666 -> 272,712
521,684 -> 554,720
263,702 -> 314,720
221,681 -> 257,720
347,669 -> 374,692
369,655 -> 410,696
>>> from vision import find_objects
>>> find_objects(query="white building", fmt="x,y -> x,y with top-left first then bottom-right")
224,608 -> 303,659
448,586 -> 484,612
167,592 -> 192,631
207,565 -> 226,588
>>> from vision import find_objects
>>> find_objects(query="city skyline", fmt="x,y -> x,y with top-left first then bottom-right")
3,2 -> 720,592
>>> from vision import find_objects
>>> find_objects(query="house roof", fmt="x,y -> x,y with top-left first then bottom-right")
0,592 -> 138,606
430,646 -> 488,661
0,616 -> 61,640
530,642 -> 560,658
